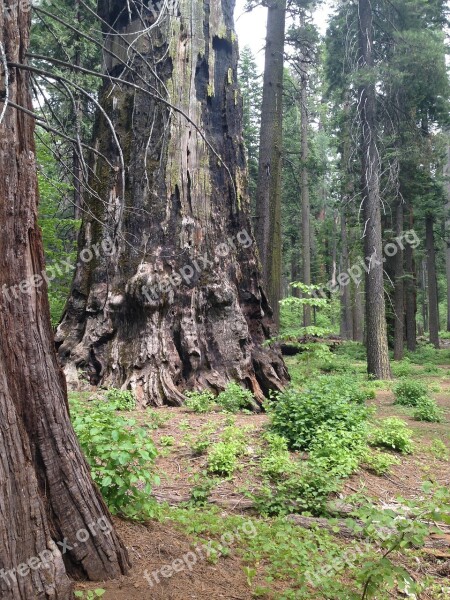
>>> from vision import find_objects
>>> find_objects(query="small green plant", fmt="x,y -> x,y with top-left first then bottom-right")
145,408 -> 170,429
260,433 -> 294,479
207,442 -> 239,476
189,424 -> 215,455
216,381 -> 254,413
184,390 -> 215,413
159,435 -> 175,446
105,388 -> 136,410
393,379 -> 428,407
190,471 -> 218,505
413,396 -> 443,423
70,399 -> 158,518
370,417 -> 414,454
74,590 -> 105,599
362,450 -> 400,475
428,439 -> 449,460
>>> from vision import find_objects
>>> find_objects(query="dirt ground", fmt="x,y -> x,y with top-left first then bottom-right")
75,363 -> 450,599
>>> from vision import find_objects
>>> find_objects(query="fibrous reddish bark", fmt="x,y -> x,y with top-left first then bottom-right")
0,3 -> 129,598
56,0 -> 288,408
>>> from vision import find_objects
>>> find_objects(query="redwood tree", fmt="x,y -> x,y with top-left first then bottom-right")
0,2 -> 129,598
56,0 -> 287,407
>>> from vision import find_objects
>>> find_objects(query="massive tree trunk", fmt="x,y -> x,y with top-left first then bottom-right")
56,0 -> 288,408
0,3 -> 129,599
254,0 -> 286,327
425,214 -> 440,348
358,0 -> 391,379
393,198 -> 404,360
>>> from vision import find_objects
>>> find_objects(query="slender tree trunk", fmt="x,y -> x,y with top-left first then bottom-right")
352,282 -> 364,343
358,0 -> 391,379
0,4 -> 129,599
426,215 -> 440,348
72,0 -> 83,220
255,0 -> 286,327
445,139 -> 450,331
420,260 -> 429,334
299,16 -> 311,328
340,207 -> 353,339
393,199 -> 404,360
404,211 -> 417,351
57,0 -> 288,408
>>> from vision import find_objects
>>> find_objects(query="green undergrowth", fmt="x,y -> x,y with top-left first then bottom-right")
162,482 -> 450,599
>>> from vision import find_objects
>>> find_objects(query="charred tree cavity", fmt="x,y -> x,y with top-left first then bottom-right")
56,0 -> 288,408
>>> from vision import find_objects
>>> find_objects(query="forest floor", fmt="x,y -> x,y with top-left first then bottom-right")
74,344 -> 450,600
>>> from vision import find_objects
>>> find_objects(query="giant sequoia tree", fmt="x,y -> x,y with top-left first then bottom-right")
56,0 -> 287,407
0,2 -> 129,598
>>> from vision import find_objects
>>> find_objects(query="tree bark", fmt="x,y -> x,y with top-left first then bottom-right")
445,139 -> 450,331
352,281 -> 365,343
255,0 -> 286,327
393,199 -> 404,360
56,0 -> 288,408
358,0 -> 391,379
426,214 -> 440,348
340,207 -> 353,339
299,19 -> 311,328
0,3 -> 129,599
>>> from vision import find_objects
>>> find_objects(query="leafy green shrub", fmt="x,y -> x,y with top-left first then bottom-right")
251,467 -> 340,516
406,344 -> 450,366
260,433 -> 294,480
207,442 -> 239,476
413,397 -> 443,423
216,382 -> 254,413
206,424 -> 250,476
268,379 -> 370,451
394,379 -> 428,407
370,418 -> 414,454
70,399 -> 158,517
362,450 -> 400,475
391,358 -> 414,378
184,390 -> 215,413
308,426 -> 367,479
105,388 -> 136,410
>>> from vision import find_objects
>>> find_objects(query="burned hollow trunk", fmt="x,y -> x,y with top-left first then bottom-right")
56,0 -> 288,408
0,2 -> 129,598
